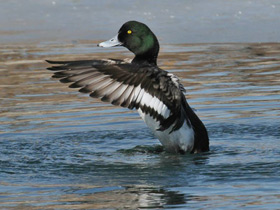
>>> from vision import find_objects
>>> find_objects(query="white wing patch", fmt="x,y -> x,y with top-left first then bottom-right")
135,85 -> 170,119
52,60 -> 174,121
75,72 -> 171,120
87,79 -> 171,120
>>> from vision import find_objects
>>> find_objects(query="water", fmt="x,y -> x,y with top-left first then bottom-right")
1,0 -> 280,44
1,41 -> 280,209
1,1 -> 280,209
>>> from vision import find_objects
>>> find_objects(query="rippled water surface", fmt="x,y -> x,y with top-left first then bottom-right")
0,41 -> 280,209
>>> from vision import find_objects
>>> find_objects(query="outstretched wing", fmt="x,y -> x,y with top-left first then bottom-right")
46,59 -> 186,132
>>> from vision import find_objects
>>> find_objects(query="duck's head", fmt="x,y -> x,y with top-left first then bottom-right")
98,21 -> 159,65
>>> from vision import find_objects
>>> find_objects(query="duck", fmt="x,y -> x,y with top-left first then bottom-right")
46,20 -> 209,154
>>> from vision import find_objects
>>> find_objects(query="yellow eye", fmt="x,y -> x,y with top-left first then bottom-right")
127,30 -> 132,34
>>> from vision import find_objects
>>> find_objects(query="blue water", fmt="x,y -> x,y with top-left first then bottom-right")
0,42 -> 280,209
1,122 -> 280,209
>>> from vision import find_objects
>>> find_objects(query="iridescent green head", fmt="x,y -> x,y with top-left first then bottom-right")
98,21 -> 160,65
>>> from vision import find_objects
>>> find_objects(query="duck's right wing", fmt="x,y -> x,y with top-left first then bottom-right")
46,59 -> 186,132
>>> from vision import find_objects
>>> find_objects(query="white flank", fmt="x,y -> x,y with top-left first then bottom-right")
138,109 -> 194,153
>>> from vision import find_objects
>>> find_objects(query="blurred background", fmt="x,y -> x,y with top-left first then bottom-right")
1,0 -> 280,44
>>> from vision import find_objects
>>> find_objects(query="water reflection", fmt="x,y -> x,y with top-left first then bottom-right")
0,183 -> 190,209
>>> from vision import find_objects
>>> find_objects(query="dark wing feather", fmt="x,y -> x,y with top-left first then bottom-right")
46,59 -> 185,132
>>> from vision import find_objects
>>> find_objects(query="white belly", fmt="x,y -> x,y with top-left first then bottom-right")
138,109 -> 194,153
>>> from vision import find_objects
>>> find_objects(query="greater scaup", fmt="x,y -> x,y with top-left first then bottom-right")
46,20 -> 209,154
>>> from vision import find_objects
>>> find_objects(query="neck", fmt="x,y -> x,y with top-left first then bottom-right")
132,53 -> 158,66
132,43 -> 159,66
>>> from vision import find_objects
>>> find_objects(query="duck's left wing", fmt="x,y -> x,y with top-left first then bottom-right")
46,59 -> 186,132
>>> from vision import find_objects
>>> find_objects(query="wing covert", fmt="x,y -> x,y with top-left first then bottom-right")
46,59 -> 186,132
